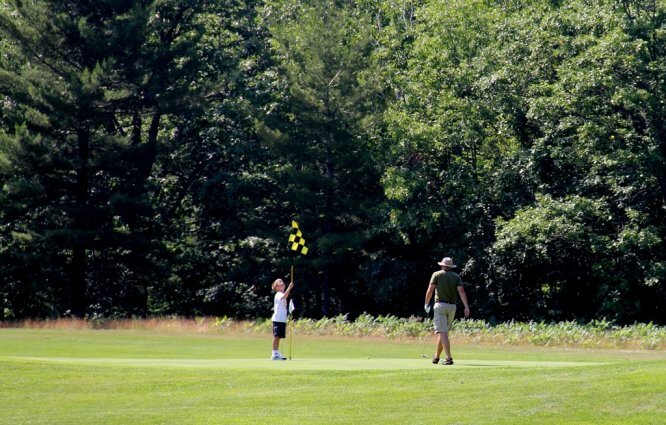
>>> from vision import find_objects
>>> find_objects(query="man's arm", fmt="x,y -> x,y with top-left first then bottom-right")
457,286 -> 470,317
425,283 -> 436,306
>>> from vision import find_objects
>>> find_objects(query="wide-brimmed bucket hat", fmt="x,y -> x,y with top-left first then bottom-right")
437,257 -> 456,268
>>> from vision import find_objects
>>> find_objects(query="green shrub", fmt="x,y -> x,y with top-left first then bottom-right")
226,315 -> 665,350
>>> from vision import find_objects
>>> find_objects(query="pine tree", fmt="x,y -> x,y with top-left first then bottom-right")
261,0 -> 385,316
0,0 -> 237,317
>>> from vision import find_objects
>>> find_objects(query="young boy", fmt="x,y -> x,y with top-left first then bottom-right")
271,278 -> 294,360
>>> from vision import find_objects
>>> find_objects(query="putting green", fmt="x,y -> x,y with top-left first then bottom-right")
1,356 -> 605,370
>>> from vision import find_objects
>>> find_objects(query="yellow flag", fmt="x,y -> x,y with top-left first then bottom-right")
289,220 -> 308,255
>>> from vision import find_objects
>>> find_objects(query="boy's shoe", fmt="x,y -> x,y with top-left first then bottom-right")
432,356 -> 440,364
271,354 -> 287,360
442,358 -> 454,365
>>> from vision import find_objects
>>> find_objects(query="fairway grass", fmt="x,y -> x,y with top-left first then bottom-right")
2,356 -> 606,370
1,329 -> 665,424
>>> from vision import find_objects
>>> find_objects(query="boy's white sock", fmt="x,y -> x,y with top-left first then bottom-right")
272,350 -> 279,356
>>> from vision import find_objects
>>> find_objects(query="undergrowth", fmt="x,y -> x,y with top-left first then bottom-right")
3,315 -> 664,350
237,315 -> 665,350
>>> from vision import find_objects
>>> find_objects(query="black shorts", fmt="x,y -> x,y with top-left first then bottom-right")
272,321 -> 286,338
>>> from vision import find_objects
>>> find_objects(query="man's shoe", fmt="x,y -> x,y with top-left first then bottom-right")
432,356 -> 440,364
271,354 -> 287,360
442,358 -> 454,365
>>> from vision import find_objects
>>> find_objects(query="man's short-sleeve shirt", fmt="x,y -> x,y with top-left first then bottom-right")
430,270 -> 462,304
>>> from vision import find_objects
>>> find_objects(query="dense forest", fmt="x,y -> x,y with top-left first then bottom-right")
0,0 -> 664,324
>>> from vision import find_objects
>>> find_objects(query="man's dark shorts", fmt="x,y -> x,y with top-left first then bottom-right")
272,321 -> 286,338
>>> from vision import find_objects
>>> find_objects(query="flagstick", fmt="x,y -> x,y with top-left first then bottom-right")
289,263 -> 294,360
288,316 -> 292,360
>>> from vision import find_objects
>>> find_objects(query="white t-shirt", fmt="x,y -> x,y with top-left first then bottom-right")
271,291 -> 288,323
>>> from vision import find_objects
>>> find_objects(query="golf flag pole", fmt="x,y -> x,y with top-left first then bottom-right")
288,298 -> 295,360
289,261 -> 294,359
287,220 -> 308,361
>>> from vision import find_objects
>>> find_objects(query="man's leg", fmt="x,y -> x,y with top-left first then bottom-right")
440,331 -> 451,360
273,336 -> 280,350
432,305 -> 444,362
441,304 -> 456,363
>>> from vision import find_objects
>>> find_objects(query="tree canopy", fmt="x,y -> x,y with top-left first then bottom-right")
1,0 -> 664,324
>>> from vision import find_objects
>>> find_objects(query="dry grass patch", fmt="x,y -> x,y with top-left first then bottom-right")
2,315 -> 665,350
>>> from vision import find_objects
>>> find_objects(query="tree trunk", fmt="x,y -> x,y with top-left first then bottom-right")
71,247 -> 87,317
321,135 -> 335,317
322,268 -> 331,317
71,126 -> 90,317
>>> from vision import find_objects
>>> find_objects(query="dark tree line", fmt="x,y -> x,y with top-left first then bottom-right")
1,0 -> 664,324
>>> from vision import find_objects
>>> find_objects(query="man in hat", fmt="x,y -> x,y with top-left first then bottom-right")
424,257 -> 470,365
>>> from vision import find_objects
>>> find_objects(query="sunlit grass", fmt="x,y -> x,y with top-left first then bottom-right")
0,326 -> 665,424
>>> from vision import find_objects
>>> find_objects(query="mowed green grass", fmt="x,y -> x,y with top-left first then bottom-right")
1,328 -> 665,424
